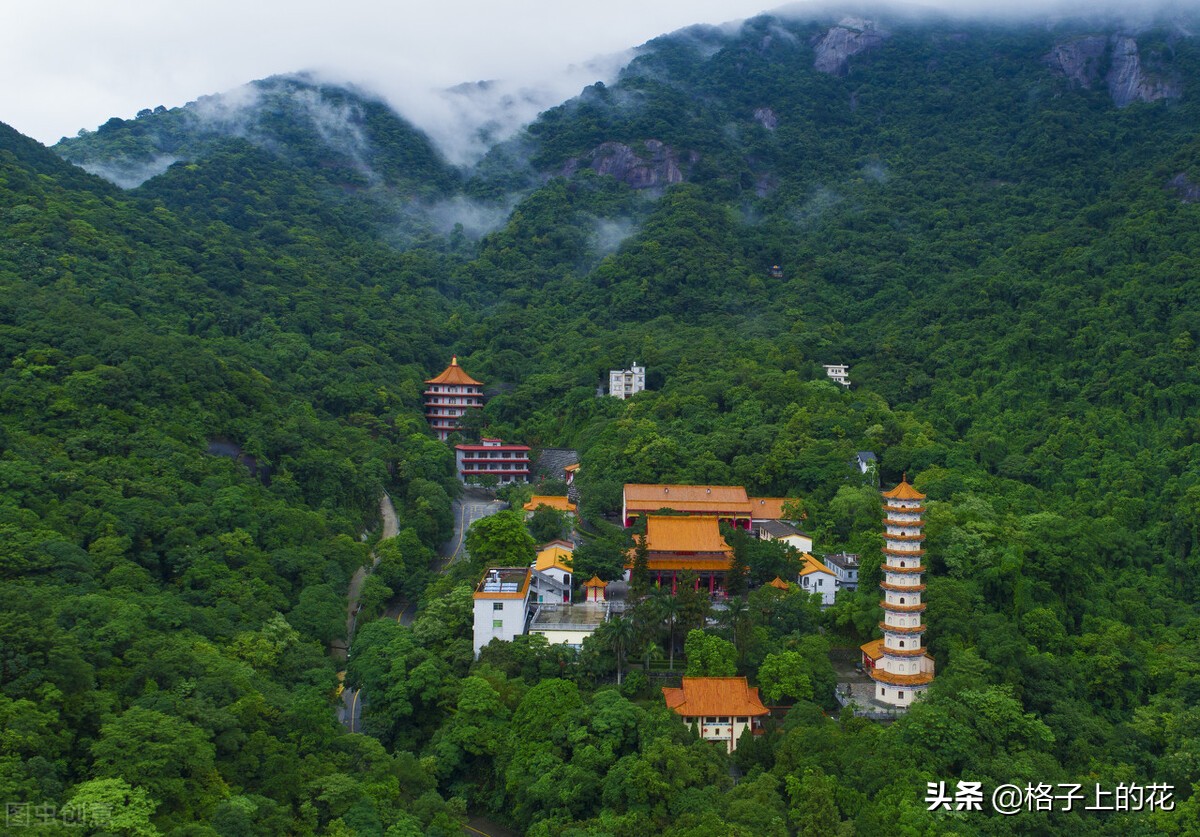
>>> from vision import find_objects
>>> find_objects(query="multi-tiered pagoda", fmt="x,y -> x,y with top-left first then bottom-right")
860,476 -> 935,709
424,356 -> 483,441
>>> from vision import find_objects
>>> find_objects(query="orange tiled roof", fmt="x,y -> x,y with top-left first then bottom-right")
625,484 -> 752,515
662,677 -> 769,718
644,515 -> 733,555
798,553 -> 835,577
426,356 -> 483,386
882,479 -> 926,501
535,546 -> 574,574
868,667 -> 935,686
768,576 -> 791,590
860,638 -> 886,661
564,463 -> 580,473
523,495 -> 577,513
748,497 -> 798,520
582,575 -> 608,588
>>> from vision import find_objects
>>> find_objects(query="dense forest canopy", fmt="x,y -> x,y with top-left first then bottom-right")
1,6 -> 1199,834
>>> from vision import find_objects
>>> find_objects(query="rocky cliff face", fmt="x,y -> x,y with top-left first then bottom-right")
563,140 -> 694,189
812,17 -> 888,76
1106,35 -> 1182,107
1046,33 -> 1182,107
1045,36 -> 1108,88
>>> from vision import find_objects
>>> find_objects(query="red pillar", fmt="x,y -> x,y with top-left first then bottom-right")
672,571 -> 677,594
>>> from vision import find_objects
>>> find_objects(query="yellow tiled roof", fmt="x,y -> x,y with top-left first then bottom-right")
643,515 -> 733,554
523,495 -> 577,513
798,553 -> 835,577
535,546 -> 574,574
625,484 -> 752,515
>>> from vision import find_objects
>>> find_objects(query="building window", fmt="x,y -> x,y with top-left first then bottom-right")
492,619 -> 503,628
898,691 -> 905,699
493,602 -> 504,611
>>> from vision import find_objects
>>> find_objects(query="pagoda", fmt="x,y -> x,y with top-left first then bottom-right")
860,476 -> 935,709
424,356 -> 483,441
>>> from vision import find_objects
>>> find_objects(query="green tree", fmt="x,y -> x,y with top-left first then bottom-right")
466,510 -> 536,569
684,630 -> 736,677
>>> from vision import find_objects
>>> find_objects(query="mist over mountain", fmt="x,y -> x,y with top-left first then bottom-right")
6,5 -> 1200,834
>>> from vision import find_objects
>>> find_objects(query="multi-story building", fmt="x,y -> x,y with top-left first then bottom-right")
662,677 -> 770,753
472,567 -> 532,657
531,542 -> 574,604
823,364 -> 851,387
860,477 -> 935,709
424,356 -> 484,441
824,552 -> 860,591
609,363 -> 646,399
455,438 -> 530,484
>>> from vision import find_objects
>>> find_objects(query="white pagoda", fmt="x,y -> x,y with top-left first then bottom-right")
860,476 -> 935,708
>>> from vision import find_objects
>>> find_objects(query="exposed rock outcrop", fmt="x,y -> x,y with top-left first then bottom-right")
1045,35 -> 1108,88
753,107 -> 778,130
567,140 -> 692,189
813,17 -> 888,76
1106,35 -> 1181,107
1167,172 -> 1200,203
1046,33 -> 1182,106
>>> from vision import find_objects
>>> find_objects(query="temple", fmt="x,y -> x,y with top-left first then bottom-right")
860,476 -> 935,709
622,484 -> 754,529
626,515 -> 734,595
662,677 -> 770,753
424,356 -> 483,441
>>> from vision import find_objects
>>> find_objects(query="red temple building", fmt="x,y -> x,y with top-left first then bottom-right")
626,515 -> 734,596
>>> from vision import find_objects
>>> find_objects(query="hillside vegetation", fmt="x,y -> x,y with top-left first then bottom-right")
0,8 -> 1196,834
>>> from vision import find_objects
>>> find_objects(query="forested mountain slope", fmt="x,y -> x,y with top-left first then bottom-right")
0,6 -> 1196,834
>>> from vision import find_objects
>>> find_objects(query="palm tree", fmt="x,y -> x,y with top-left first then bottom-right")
596,615 -> 637,685
656,591 -> 684,671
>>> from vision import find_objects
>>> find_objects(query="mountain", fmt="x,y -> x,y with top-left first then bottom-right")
6,7 -> 1200,834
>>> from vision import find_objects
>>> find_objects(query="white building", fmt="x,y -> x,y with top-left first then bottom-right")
798,553 -> 838,607
472,567 -> 532,657
823,364 -> 851,387
609,363 -> 646,399
756,520 -> 814,555
528,602 -> 609,648
531,542 -> 574,605
824,552 -> 860,591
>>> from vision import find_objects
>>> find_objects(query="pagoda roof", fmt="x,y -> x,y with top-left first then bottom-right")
625,484 -> 751,515
425,355 -> 482,386
662,677 -> 769,718
768,576 -> 792,590
582,575 -> 608,588
882,478 -> 926,501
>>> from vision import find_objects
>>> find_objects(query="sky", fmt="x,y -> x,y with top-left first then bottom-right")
3,0 -> 1192,150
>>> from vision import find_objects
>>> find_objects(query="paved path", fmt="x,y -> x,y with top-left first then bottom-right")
439,487 -> 507,569
336,492 -> 399,731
